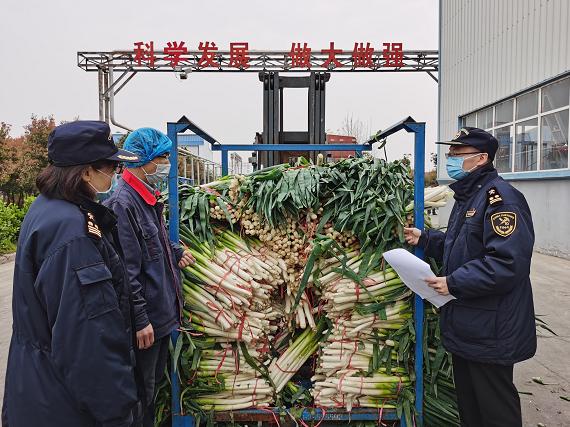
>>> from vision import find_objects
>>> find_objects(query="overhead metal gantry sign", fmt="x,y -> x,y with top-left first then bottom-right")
77,43 -> 438,132
78,47 -> 438,74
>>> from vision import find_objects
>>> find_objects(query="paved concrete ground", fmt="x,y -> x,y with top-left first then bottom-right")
0,260 -> 13,406
515,252 -> 570,426
0,253 -> 569,425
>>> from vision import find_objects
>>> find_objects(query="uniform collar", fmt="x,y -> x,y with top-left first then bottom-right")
123,169 -> 160,206
79,197 -> 117,232
450,163 -> 498,202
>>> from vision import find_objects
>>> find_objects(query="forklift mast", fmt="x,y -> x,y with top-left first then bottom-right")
258,71 -> 330,167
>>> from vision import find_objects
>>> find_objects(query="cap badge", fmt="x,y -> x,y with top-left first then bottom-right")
117,154 -> 138,160
453,128 -> 470,140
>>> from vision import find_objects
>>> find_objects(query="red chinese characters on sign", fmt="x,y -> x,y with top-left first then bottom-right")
164,41 -> 188,67
382,42 -> 404,67
132,41 -> 405,69
321,42 -> 343,69
229,42 -> 250,69
198,41 -> 220,68
289,43 -> 312,68
352,42 -> 375,68
134,41 -> 157,67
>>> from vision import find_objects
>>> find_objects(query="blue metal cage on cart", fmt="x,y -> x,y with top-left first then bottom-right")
166,117 -> 427,427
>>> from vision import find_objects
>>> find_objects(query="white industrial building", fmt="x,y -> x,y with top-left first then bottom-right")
438,0 -> 570,257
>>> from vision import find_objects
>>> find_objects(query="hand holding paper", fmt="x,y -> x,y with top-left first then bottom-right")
383,248 -> 456,308
425,276 -> 450,296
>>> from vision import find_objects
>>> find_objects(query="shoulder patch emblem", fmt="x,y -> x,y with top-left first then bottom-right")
85,211 -> 102,239
491,212 -> 516,237
487,187 -> 503,206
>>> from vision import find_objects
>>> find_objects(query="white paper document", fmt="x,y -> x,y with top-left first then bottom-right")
383,248 -> 456,308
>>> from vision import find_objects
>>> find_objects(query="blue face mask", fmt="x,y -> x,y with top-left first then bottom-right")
446,154 -> 480,181
90,170 -> 119,202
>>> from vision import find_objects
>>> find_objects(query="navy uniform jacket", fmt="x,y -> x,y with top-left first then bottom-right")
104,170 -> 183,340
419,164 -> 536,365
2,195 -> 138,427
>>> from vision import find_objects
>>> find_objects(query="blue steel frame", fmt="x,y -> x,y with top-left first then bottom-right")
213,143 -> 371,175
167,118 -> 426,426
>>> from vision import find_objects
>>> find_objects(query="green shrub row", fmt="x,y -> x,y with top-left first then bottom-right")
0,196 -> 35,254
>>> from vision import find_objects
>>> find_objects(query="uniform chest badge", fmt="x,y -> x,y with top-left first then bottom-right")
491,212 -> 517,237
466,209 -> 477,218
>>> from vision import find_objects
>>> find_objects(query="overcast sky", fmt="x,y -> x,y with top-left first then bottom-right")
0,0 -> 439,167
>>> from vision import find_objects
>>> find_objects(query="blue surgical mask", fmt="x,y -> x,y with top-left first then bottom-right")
89,169 -> 119,201
446,154 -> 480,181
144,161 -> 171,189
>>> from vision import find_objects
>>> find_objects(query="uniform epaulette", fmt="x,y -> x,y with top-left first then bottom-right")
84,211 -> 102,240
487,186 -> 503,206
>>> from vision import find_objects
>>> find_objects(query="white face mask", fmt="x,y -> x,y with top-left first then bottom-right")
144,161 -> 170,188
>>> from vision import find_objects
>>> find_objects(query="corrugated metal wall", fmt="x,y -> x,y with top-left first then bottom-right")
437,0 -> 570,257
438,0 -> 570,179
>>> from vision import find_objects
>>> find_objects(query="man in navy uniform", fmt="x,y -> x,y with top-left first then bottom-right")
405,127 -> 536,427
105,128 -> 194,427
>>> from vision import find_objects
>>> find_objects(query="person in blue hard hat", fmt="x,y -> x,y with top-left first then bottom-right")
405,127 -> 536,427
2,121 -> 142,427
104,127 -> 195,427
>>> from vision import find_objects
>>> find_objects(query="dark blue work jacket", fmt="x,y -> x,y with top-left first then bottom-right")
420,164 -> 536,365
104,170 -> 183,340
2,195 -> 138,427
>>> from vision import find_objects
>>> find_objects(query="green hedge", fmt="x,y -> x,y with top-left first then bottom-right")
0,196 -> 35,254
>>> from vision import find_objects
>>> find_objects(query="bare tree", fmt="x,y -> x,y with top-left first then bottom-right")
339,114 -> 370,143
430,152 -> 438,170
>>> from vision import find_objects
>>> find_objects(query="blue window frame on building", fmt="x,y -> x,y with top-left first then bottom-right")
459,76 -> 570,179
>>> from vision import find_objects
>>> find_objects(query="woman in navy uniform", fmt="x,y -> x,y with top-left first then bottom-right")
405,127 -> 536,427
2,121 -> 142,427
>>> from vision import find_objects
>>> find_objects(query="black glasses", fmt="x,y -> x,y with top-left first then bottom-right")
444,151 -> 483,159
